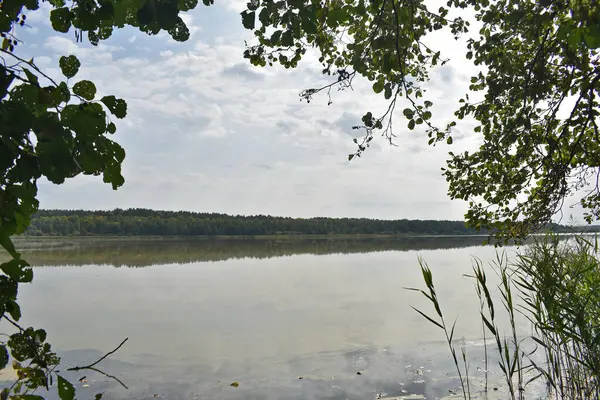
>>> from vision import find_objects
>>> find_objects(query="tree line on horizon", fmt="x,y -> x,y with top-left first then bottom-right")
20,209 -> 597,237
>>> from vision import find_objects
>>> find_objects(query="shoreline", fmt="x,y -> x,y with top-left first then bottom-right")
12,233 -> 492,241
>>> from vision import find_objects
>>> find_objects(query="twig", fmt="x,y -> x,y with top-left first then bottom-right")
2,316 -> 24,332
87,367 -> 129,390
0,48 -> 59,87
67,338 -> 128,371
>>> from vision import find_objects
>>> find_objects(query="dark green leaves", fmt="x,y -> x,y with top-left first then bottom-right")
61,103 -> 107,137
59,55 -> 81,79
50,7 -> 73,32
72,80 -> 96,100
583,24 -> 600,49
241,10 -> 255,29
1,259 -> 33,283
326,7 -> 348,26
372,81 -> 384,94
6,299 -> 21,321
57,376 -> 75,400
101,96 -> 127,118
168,16 -> 190,41
0,345 -> 8,370
280,30 -> 293,47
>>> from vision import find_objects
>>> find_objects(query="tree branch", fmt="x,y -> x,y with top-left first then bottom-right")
67,338 -> 128,371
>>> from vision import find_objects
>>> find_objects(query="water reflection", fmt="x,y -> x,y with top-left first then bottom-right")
0,237 -> 567,400
10,236 -> 493,267
17,341 -> 506,400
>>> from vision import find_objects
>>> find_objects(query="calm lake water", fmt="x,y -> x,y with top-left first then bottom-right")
1,237 -> 552,400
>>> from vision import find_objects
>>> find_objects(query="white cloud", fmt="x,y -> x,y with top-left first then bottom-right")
25,2 -> 505,221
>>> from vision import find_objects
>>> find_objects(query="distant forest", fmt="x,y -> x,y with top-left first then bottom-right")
21,209 -> 596,237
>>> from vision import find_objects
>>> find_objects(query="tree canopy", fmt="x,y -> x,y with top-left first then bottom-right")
241,0 -> 600,239
22,208 -> 592,237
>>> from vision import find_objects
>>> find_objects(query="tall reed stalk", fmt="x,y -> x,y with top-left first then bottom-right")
408,234 -> 600,400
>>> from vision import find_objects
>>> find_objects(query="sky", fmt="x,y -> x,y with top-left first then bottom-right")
12,0 -> 588,222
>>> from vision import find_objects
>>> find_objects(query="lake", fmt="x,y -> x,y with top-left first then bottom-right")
0,237 -> 548,400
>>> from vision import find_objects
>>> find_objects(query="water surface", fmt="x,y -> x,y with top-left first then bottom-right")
1,237 -> 544,399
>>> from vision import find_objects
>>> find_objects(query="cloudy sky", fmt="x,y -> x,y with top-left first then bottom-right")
13,0 -> 586,222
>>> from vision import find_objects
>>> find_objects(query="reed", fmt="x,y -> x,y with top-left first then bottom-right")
408,234 -> 600,399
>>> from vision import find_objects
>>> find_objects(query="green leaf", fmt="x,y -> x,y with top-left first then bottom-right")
0,344 -> 8,369
50,7 -> 73,33
6,300 -> 21,321
58,82 -> 71,103
73,80 -> 96,100
327,8 -> 347,25
107,122 -> 116,134
88,31 -> 100,46
270,30 -> 282,44
57,376 -> 75,400
22,68 -> 39,86
0,235 -> 19,258
408,119 -> 415,130
384,84 -> 392,100
94,395 -> 103,400
241,10 -> 255,30
372,80 -> 384,94
402,108 -> 414,119
481,313 -> 497,335
348,153 -> 354,161
34,329 -> 47,343
59,55 -> 81,79
567,28 -> 582,50
230,382 -> 239,387
101,96 -> 127,118
411,306 -> 444,329
446,136 -> 453,144
168,16 -> 190,42
583,24 -> 600,49
10,84 -> 39,108
61,103 -> 107,137
281,30 -> 293,47
39,86 -> 66,108
1,259 -> 33,283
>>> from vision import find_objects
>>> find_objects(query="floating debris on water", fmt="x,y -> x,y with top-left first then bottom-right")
298,377 -> 303,380
356,372 -> 362,375
230,382 -> 239,388
82,384 -> 90,388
